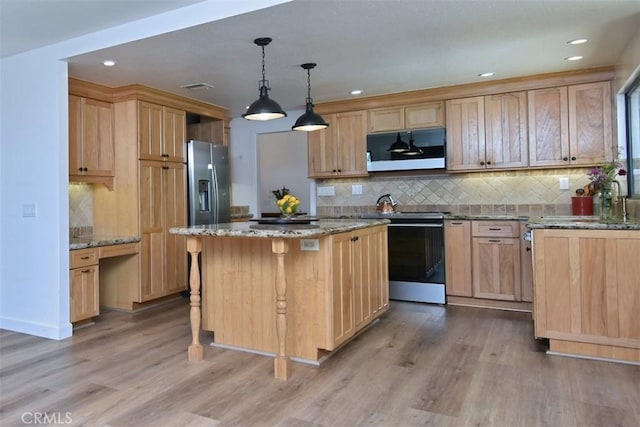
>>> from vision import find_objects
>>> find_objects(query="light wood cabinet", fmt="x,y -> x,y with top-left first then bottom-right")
139,160 -> 187,301
484,91 -> 528,169
93,99 -> 187,308
308,110 -> 368,178
444,220 -> 472,297
368,102 -> 444,133
445,97 -> 486,171
330,232 -> 356,348
69,95 -> 114,181
532,228 -> 640,362
528,81 -> 612,167
187,118 -> 229,146
446,93 -> 527,171
69,248 -> 99,322
138,101 -> 186,163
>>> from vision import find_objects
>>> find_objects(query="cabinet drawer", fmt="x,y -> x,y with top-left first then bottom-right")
99,242 -> 139,258
70,248 -> 99,269
471,221 -> 519,238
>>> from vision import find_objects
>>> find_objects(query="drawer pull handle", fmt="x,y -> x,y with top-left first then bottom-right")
81,269 -> 91,273
489,239 -> 501,243
488,228 -> 502,231
451,222 -> 463,225
80,256 -> 90,260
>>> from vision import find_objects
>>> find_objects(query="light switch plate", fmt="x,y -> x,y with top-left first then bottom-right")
317,186 -> 335,196
22,203 -> 37,217
559,176 -> 569,191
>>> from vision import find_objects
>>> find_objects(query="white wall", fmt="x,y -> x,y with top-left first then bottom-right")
229,109 -> 305,216
0,0 -> 291,339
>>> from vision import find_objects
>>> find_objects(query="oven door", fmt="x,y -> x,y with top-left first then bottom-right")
387,221 -> 446,304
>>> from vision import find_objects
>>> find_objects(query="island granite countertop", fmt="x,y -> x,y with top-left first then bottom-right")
169,218 -> 389,238
526,216 -> 640,230
70,235 -> 141,250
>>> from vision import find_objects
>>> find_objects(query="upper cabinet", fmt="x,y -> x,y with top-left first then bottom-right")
308,110 -> 369,179
69,95 -> 115,185
368,102 -> 445,133
528,81 -> 613,167
138,101 -> 186,163
446,92 -> 528,171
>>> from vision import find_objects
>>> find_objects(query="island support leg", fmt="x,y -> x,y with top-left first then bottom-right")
187,237 -> 203,362
272,238 -> 290,380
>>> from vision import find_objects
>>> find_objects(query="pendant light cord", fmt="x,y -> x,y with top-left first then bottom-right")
261,45 -> 266,83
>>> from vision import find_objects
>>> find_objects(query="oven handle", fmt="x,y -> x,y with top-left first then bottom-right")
388,223 -> 443,228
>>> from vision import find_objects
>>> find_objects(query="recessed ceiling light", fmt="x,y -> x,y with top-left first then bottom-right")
478,72 -> 495,77
102,60 -> 116,67
567,39 -> 588,45
565,56 -> 583,61
350,90 -> 363,95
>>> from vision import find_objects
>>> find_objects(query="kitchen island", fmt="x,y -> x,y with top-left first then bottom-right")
169,219 -> 389,379
527,216 -> 640,364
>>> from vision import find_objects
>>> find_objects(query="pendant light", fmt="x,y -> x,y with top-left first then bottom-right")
403,132 -> 424,156
292,63 -> 329,131
387,132 -> 409,152
243,37 -> 287,121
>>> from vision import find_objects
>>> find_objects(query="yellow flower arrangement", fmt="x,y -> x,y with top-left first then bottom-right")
276,194 -> 300,216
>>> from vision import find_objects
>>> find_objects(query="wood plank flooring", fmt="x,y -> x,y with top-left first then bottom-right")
1,297 -> 639,426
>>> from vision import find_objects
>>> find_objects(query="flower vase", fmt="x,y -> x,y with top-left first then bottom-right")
599,185 -> 613,221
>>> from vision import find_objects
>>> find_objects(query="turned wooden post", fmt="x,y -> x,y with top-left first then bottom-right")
187,236 -> 203,362
272,238 -> 290,380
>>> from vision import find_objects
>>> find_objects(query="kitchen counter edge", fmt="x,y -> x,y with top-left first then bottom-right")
70,235 -> 141,250
169,218 -> 390,238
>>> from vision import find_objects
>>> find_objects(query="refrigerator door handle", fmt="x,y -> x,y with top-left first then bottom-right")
209,163 -> 219,224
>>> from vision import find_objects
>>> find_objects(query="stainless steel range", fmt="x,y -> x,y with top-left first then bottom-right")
361,211 -> 447,304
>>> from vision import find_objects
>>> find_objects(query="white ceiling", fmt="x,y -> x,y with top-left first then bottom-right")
2,0 -> 639,118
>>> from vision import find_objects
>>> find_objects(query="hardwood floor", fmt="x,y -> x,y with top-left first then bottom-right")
1,297 -> 639,426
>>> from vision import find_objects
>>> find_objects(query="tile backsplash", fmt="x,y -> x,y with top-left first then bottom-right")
316,168 -> 632,217
69,183 -> 93,236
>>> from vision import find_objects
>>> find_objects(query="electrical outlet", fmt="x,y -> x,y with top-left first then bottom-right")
317,186 -> 335,196
352,184 -> 363,195
300,239 -> 320,251
559,176 -> 569,190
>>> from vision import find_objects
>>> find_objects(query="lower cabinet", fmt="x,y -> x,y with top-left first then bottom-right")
69,248 -> 100,322
445,219 -> 530,307
532,228 -> 640,363
199,225 -> 389,362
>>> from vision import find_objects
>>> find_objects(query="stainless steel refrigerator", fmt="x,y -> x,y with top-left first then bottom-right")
186,140 -> 231,225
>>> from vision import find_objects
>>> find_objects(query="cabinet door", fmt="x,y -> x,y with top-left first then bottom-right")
484,92 -> 528,169
139,160 -> 165,301
164,162 -> 187,295
368,107 -> 404,133
472,237 -> 521,301
330,232 -> 355,348
528,87 -> 569,167
352,226 -> 389,331
163,107 -> 186,163
69,95 -> 83,176
405,102 -> 445,129
70,265 -> 99,322
446,97 -> 486,171
335,110 -> 368,177
533,229 -> 640,345
568,81 -> 613,165
308,114 -> 339,178
444,220 -> 472,297
82,98 -> 114,176
138,101 -> 164,161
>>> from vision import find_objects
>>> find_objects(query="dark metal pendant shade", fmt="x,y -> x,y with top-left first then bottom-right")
403,133 -> 424,156
292,63 -> 329,132
243,37 -> 287,121
387,132 -> 409,152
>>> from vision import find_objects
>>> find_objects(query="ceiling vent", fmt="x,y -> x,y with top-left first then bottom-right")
180,83 -> 214,90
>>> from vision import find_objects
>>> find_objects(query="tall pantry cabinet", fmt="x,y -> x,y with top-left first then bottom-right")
93,99 -> 188,309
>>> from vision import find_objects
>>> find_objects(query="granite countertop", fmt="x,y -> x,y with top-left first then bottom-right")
70,235 -> 141,250
446,214 -> 529,221
526,216 -> 640,230
169,218 -> 389,239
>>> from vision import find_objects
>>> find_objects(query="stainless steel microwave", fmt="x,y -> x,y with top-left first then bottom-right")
366,129 -> 446,172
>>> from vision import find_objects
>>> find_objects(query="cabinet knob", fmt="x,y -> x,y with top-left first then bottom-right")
571,156 -> 576,161
486,161 -> 491,165
480,161 -> 485,166
78,167 -> 83,172
162,165 -> 169,170
526,247 -> 531,252
563,157 -> 569,161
